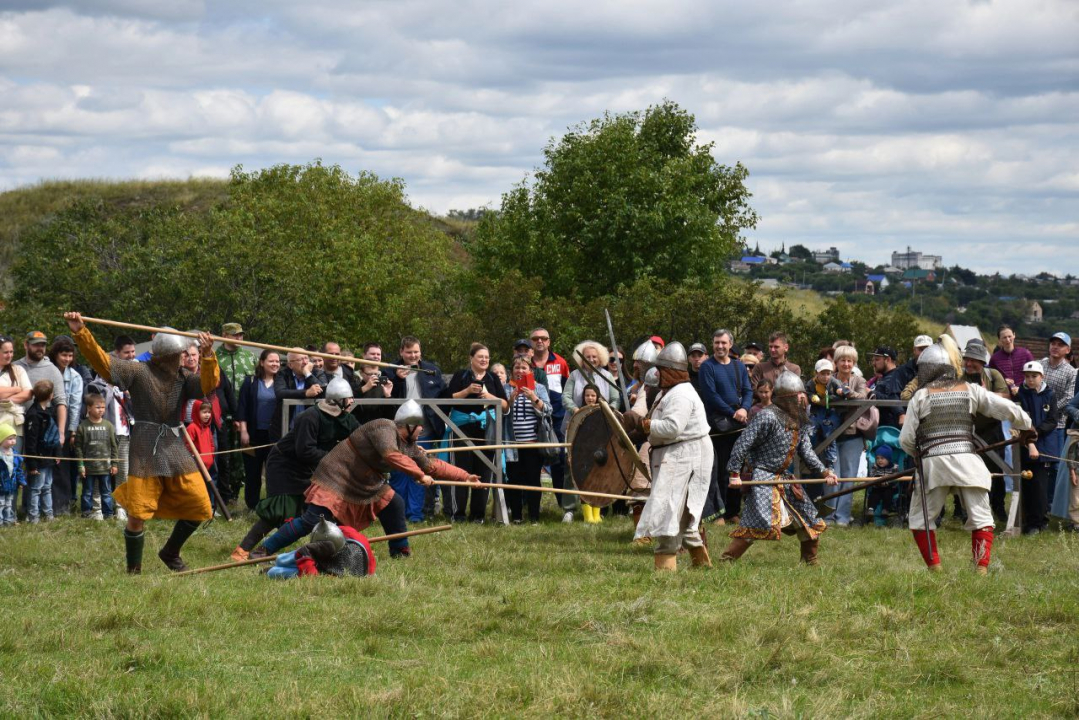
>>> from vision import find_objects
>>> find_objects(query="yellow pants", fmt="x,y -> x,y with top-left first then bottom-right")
113,472 -> 213,522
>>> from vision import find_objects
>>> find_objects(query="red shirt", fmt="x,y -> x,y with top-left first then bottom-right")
533,351 -> 570,398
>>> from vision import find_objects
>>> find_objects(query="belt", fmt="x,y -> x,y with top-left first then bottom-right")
650,433 -> 709,450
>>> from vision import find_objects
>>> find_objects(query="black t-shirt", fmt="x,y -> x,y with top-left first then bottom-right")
443,369 -> 507,416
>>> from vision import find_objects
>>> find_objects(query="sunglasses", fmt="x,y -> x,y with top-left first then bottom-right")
531,336 -> 549,342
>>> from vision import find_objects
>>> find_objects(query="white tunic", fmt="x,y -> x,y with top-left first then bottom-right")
900,383 -> 1031,491
634,383 -> 714,539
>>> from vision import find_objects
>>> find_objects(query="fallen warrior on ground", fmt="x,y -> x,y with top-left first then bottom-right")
251,400 -> 479,559
265,516 -> 377,579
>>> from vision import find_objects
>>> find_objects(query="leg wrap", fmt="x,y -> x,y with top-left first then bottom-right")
972,526 -> 994,568
123,528 -> 145,573
239,518 -> 275,552
260,516 -> 312,554
911,529 -> 940,567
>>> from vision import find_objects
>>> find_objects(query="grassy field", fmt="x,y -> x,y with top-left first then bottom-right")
2,499 -> 1078,718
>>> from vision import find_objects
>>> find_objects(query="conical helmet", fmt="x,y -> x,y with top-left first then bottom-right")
633,341 -> 659,366
151,328 -> 188,357
917,343 -> 950,367
773,370 -> 803,397
654,341 -> 688,370
325,377 -> 353,401
394,399 -> 425,427
643,367 -> 660,387
311,515 -> 346,553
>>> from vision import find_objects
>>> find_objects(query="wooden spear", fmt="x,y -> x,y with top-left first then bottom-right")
175,524 -> 453,576
424,442 -> 568,454
742,470 -> 1031,487
431,479 -> 631,502
76,315 -> 434,375
180,424 -> 232,522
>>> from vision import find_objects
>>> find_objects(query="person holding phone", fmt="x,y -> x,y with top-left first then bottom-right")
441,343 -> 508,523
504,355 -> 551,524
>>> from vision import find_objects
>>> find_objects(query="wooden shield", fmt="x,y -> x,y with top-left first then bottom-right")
566,404 -> 639,507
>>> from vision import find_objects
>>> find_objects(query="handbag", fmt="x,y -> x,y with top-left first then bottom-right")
855,405 -> 880,439
536,413 -> 560,459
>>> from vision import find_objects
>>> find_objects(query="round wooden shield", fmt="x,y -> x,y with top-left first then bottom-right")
566,404 -> 638,507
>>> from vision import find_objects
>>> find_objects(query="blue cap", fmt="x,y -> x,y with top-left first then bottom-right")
1051,332 -> 1072,347
873,445 -> 893,461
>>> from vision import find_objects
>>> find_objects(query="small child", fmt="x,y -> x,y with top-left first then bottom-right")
74,394 -> 118,520
22,380 -> 61,523
186,398 -> 218,509
866,445 -> 899,527
580,384 -> 603,524
0,423 -> 26,526
750,379 -> 773,419
1017,362 -> 1059,535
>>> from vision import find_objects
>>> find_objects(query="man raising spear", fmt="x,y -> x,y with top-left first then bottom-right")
64,312 -> 219,573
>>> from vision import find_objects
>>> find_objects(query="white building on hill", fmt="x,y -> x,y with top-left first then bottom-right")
891,247 -> 942,270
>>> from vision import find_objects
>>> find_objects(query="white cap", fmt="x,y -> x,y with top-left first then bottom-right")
913,334 -> 934,349
1023,360 -> 1045,376
814,358 -> 834,373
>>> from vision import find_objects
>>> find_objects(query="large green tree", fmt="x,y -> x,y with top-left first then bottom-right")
469,101 -> 757,298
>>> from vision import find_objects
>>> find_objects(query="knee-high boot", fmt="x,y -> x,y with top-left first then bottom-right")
123,528 -> 145,574
799,538 -> 820,566
158,519 -> 201,572
719,537 -> 753,562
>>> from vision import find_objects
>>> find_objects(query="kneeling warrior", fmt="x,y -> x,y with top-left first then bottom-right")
632,342 -> 715,571
722,371 -> 838,566
900,338 -> 1032,574
265,517 -> 377,579
65,312 -> 219,573
252,401 -> 479,559
231,377 -> 359,561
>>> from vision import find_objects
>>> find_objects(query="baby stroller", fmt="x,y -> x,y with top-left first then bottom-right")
861,426 -> 909,527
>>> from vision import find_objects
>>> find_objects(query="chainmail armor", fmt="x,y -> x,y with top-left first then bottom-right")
916,362 -> 958,390
914,389 -> 976,458
109,359 -> 206,478
320,539 -> 371,577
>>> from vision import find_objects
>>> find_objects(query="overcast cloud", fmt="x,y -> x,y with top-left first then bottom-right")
0,0 -> 1076,274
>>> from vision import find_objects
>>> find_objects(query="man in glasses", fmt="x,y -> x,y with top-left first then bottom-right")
530,328 -> 573,522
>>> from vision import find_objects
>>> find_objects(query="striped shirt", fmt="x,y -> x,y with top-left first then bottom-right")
511,392 -> 538,442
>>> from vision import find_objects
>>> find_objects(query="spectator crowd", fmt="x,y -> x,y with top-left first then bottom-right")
1,320 -> 1077,535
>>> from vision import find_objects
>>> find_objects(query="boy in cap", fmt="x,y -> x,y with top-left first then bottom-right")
1017,361 -> 1059,535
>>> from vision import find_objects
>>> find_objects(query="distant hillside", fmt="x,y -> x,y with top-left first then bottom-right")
0,179 -> 229,292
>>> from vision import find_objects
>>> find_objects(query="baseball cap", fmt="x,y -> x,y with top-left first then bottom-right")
513,338 -> 531,350
913,335 -> 933,348
869,346 -> 897,361
649,335 -> 665,348
221,322 -> 244,335
1051,331 -> 1072,347
744,341 -> 762,351
688,342 -> 707,355
730,344 -> 743,357
814,358 -> 834,373
1023,360 -> 1044,375
25,331 -> 47,345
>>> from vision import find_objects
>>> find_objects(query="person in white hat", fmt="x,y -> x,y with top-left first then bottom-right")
1017,360 -> 1061,535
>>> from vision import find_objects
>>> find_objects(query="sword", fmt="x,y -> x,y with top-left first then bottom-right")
604,309 -> 631,411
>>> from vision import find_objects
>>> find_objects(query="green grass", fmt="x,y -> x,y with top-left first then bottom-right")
2,501 -> 1078,718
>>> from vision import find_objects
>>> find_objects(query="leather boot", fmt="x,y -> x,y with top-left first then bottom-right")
158,519 -> 200,572
719,538 -> 752,562
799,538 -> 820,566
688,545 -> 712,568
654,553 -> 677,572
124,528 -> 144,575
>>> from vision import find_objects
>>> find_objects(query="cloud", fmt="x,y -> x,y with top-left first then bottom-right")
0,0 -> 1076,274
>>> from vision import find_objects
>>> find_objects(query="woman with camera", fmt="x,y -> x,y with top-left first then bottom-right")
440,343 -> 508,523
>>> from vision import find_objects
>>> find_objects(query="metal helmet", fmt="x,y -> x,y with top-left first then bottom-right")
394,399 -> 425,427
151,328 -> 188,357
773,370 -> 803,397
633,341 -> 659,366
324,377 -> 353,401
916,338 -> 960,388
917,343 -> 950,367
310,515 -> 346,553
654,341 -> 688,370
644,367 -> 660,387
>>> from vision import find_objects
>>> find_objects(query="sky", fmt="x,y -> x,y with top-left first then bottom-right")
0,0 -> 1076,275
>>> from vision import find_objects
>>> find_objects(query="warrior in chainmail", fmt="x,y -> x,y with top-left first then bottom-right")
252,400 -> 479,559
65,312 -> 219,574
721,371 -> 838,566
900,337 -> 1032,574
633,342 -> 715,571
265,518 -> 377,579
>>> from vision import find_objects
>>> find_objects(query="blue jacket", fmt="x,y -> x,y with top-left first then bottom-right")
1018,383 -> 1061,457
698,357 -> 752,421
0,453 -> 25,494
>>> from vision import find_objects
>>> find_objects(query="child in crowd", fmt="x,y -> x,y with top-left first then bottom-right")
1017,361 -> 1059,536
22,379 -> 61,523
74,394 -> 118,519
580,384 -> 603,524
186,398 -> 219,506
805,359 -> 842,502
0,423 -> 26,526
750,379 -> 773,419
866,444 -> 899,527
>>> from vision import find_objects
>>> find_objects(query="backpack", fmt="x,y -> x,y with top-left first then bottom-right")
41,414 -> 61,455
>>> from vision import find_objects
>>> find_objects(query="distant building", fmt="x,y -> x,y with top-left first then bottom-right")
854,279 -> 876,295
1025,301 -> 1043,324
903,268 -> 936,282
946,325 -> 982,349
729,260 -> 751,274
891,246 -> 942,270
882,265 -> 904,275
823,261 -> 851,274
866,273 -> 890,290
813,247 -> 841,264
